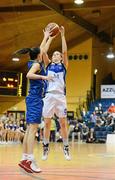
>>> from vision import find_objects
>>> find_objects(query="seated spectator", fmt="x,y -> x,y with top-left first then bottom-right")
81,108 -> 87,121
105,115 -> 114,132
0,113 -> 9,122
94,106 -> 103,116
94,106 -> 99,115
98,103 -> 103,115
108,103 -> 115,113
81,123 -> 89,142
88,113 -> 96,129
72,123 -> 82,141
94,117 -> 103,131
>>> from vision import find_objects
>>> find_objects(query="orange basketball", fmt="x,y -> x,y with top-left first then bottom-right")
45,22 -> 59,36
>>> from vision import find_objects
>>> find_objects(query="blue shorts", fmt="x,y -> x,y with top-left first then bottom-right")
26,95 -> 43,124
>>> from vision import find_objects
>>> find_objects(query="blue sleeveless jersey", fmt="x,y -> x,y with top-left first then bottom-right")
26,60 -> 45,124
28,60 -> 45,97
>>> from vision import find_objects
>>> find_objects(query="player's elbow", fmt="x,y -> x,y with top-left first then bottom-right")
26,72 -> 32,79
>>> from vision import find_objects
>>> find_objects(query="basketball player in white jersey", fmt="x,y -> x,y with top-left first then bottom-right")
42,26 -> 71,160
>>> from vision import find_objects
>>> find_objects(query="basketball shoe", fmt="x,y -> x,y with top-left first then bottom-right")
63,145 -> 71,160
18,160 -> 32,173
18,159 -> 41,173
42,143 -> 49,160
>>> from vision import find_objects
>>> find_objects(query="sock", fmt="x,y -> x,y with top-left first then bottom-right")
63,139 -> 69,146
27,154 -> 34,161
43,138 -> 49,145
21,153 -> 28,160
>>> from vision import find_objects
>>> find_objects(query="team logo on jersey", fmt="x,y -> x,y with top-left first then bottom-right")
54,73 -> 59,79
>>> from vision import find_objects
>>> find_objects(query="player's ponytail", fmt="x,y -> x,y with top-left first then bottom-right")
13,47 -> 40,60
13,48 -> 31,55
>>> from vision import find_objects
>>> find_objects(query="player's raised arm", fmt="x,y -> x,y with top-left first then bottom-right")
60,26 -> 68,69
42,30 -> 55,67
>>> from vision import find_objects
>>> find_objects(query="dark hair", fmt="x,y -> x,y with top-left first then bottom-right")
14,47 -> 40,60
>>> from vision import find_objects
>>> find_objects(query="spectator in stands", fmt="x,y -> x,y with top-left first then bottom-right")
108,103 -> 115,115
0,113 -> 9,122
105,115 -> 114,132
87,113 -> 97,142
81,122 -> 89,142
95,116 -> 103,131
98,103 -> 103,115
72,122 -> 82,142
20,120 -> 26,133
88,113 -> 96,129
81,107 -> 87,121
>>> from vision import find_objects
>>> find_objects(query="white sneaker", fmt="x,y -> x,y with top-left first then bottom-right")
42,144 -> 49,161
63,145 -> 71,160
27,159 -> 41,173
31,160 -> 41,173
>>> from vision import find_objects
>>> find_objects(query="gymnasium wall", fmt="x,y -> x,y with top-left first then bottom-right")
67,38 -> 92,111
107,63 -> 115,79
0,96 -> 25,114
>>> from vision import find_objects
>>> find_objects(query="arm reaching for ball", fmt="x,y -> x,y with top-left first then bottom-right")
60,26 -> 68,69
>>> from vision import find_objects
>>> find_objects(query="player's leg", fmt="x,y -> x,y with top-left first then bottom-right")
42,94 -> 54,160
22,125 -> 30,159
42,118 -> 51,160
18,126 -> 30,172
59,117 -> 71,160
19,124 -> 41,173
25,123 -> 41,173
19,97 -> 43,173
56,95 -> 71,160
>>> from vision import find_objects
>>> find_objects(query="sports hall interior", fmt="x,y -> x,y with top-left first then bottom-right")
0,0 -> 115,180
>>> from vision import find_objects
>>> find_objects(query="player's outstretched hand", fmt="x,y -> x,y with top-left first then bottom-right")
59,26 -> 65,36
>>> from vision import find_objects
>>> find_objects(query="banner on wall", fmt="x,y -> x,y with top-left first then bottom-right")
101,85 -> 115,98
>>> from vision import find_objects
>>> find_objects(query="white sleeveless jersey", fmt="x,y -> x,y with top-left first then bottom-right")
45,63 -> 66,94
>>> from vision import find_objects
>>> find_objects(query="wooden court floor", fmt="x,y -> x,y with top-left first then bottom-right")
0,142 -> 115,180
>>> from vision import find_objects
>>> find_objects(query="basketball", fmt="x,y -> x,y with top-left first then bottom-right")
45,22 -> 60,36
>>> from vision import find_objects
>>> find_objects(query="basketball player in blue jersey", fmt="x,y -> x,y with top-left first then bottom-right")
17,32 -> 53,173
42,26 -> 71,161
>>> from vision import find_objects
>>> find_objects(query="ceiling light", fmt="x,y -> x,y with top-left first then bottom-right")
12,57 -> 20,61
3,77 -> 7,81
74,0 -> 84,5
106,53 -> 115,59
106,47 -> 115,59
94,69 -> 98,75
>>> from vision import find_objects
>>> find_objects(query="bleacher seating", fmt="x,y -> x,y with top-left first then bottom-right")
87,99 -> 115,143
89,99 -> 115,114
95,126 -> 113,143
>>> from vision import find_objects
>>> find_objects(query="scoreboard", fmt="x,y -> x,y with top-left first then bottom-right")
0,72 -> 27,96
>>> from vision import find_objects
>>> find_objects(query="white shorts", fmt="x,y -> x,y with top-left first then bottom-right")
43,93 -> 67,118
